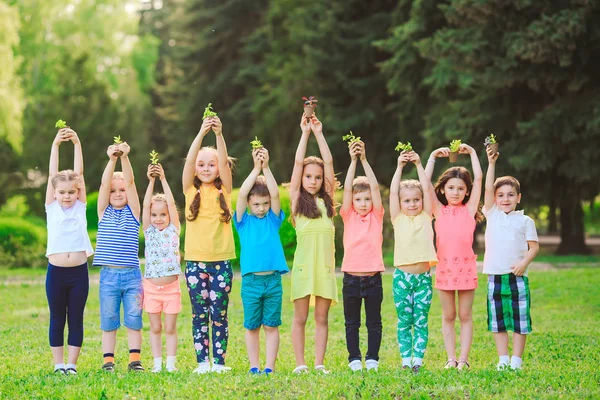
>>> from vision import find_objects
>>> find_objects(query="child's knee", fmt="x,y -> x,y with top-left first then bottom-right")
458,309 -> 472,323
314,312 -> 328,326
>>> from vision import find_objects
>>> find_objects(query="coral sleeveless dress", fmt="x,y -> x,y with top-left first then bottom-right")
434,205 -> 478,290
291,198 -> 338,306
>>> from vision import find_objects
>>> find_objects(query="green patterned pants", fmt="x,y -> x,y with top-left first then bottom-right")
392,269 -> 432,359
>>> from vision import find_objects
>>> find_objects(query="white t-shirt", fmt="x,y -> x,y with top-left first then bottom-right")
483,205 -> 538,275
45,200 -> 94,257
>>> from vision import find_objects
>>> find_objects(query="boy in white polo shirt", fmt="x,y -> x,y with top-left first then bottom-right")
483,147 -> 540,371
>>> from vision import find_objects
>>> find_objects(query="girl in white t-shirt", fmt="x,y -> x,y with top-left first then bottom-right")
483,147 -> 539,371
45,128 -> 93,375
142,163 -> 181,372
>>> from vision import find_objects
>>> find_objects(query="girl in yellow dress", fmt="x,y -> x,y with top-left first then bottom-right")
289,113 -> 337,374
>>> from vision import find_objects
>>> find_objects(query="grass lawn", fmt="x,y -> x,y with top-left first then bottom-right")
1,267 -> 599,399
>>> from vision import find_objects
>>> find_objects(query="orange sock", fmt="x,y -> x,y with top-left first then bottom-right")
129,349 -> 141,363
103,353 -> 115,364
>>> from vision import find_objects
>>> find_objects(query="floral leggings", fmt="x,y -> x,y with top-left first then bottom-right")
185,260 -> 233,365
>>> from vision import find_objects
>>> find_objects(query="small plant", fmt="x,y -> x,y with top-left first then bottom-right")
250,136 -> 263,149
395,141 -> 413,152
203,103 -> 218,120
113,135 -> 123,157
484,134 -> 497,146
449,139 -> 462,153
149,150 -> 159,165
342,131 -> 361,144
302,96 -> 318,108
55,119 -> 67,129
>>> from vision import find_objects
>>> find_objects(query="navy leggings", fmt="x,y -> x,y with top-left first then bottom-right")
45,263 -> 89,347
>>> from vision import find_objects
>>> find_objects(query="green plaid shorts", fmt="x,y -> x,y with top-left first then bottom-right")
487,273 -> 532,334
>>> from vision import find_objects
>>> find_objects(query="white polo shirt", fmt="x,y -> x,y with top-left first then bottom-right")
483,205 -> 538,276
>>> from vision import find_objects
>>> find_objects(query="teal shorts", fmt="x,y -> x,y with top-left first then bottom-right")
241,272 -> 283,330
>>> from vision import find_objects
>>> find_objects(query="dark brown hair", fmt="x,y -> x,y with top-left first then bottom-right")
494,176 -> 521,194
294,156 -> 336,219
352,176 -> 370,195
434,166 -> 483,222
248,175 -> 270,200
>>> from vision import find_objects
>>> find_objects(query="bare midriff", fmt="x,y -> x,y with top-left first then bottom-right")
48,251 -> 88,267
253,270 -> 275,276
148,275 -> 179,286
395,262 -> 430,275
345,271 -> 378,277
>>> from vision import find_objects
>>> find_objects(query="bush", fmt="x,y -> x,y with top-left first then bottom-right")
0,217 -> 47,268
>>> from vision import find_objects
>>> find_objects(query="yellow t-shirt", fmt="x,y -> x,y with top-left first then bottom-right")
393,212 -> 438,267
184,185 -> 236,262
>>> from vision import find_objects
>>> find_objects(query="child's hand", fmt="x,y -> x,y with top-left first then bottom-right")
119,142 -> 131,157
155,163 -> 165,180
261,148 -> 270,168
147,164 -> 157,180
198,117 -> 212,138
251,148 -> 262,169
398,151 -> 411,167
511,260 -> 527,277
349,141 -> 361,161
458,143 -> 474,154
300,113 -> 311,135
486,146 -> 499,164
107,144 -> 119,160
212,117 -> 223,136
358,141 -> 366,160
432,147 -> 450,159
409,151 -> 421,165
53,129 -> 71,146
67,129 -> 80,145
310,115 -> 323,135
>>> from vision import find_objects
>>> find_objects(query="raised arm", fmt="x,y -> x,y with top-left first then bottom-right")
424,147 -> 449,183
460,143 -> 483,217
182,118 -> 213,192
261,148 -> 281,216
359,142 -> 382,211
158,164 -> 180,231
289,114 -> 312,206
411,152 -> 432,216
310,115 -> 335,200
236,149 -> 262,222
484,146 -> 499,212
69,130 -> 86,203
119,142 -> 141,221
341,142 -> 360,214
212,117 -> 233,193
142,164 -> 156,231
389,152 -> 409,221
97,145 -> 119,220
46,130 -> 70,205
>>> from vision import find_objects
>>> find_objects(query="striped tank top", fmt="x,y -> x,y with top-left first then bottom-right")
93,204 -> 140,268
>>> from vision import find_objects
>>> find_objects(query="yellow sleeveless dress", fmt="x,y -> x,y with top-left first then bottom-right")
291,198 -> 338,306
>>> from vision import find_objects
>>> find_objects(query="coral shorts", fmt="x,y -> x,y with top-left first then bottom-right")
142,277 -> 182,314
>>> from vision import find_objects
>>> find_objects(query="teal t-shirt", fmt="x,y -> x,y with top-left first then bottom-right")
233,209 -> 289,276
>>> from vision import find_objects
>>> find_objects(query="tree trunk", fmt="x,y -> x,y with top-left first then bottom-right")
556,188 -> 590,255
548,200 -> 558,233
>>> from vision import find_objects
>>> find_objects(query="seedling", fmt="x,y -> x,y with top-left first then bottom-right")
55,119 -> 67,129
448,139 -> 462,162
484,133 -> 499,155
342,131 -> 361,144
250,136 -> 263,149
302,96 -> 318,119
395,141 -> 413,152
113,135 -> 123,157
203,103 -> 218,120
149,150 -> 160,177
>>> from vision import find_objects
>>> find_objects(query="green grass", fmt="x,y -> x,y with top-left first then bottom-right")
1,269 -> 599,399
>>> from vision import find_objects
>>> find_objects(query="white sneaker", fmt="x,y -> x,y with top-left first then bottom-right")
166,366 -> 178,372
151,366 -> 162,373
212,363 -> 232,373
348,360 -> 363,372
193,362 -> 211,374
365,359 -> 379,371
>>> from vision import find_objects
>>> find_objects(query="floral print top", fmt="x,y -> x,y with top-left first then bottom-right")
144,223 -> 182,278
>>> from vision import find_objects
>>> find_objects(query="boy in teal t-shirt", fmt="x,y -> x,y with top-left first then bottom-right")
233,147 -> 288,375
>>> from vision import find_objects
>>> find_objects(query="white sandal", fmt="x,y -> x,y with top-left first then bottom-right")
292,365 -> 309,374
314,365 -> 330,374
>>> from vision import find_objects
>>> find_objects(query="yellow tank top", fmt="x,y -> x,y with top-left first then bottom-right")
184,185 -> 236,261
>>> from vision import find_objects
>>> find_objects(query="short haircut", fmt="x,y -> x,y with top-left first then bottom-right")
494,176 -> 521,194
352,176 -> 370,194
248,175 -> 270,200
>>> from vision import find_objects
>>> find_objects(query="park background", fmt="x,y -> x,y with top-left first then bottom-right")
0,0 -> 599,398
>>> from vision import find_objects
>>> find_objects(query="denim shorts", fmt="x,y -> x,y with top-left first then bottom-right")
241,272 -> 283,330
99,267 -> 143,331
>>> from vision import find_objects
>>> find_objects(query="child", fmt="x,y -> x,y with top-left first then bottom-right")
142,163 -> 182,373
182,115 -> 235,374
425,143 -> 483,370
340,140 -> 384,372
289,113 -> 337,374
45,128 -> 93,375
93,141 -> 144,372
234,147 -> 289,375
483,147 -> 539,370
390,150 -> 438,374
